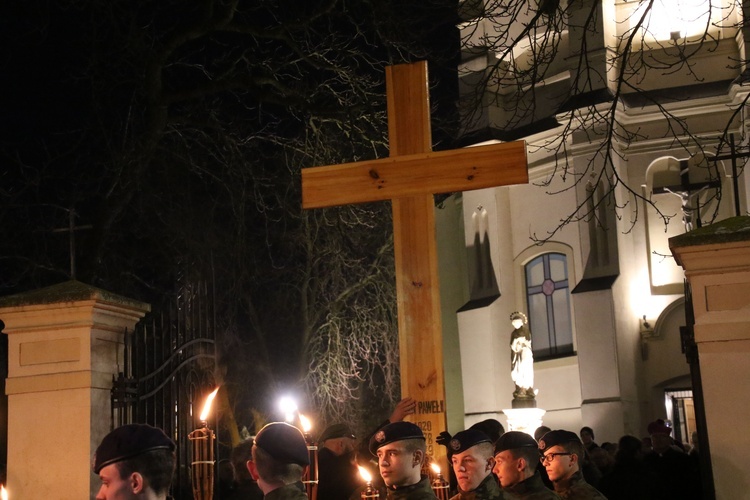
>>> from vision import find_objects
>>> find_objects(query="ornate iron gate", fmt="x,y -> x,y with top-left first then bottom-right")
680,280 -> 715,500
111,281 -> 217,499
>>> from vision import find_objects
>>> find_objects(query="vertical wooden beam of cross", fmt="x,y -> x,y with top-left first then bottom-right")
301,61 -> 528,467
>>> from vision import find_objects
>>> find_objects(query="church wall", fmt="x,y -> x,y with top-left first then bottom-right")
436,194 -> 470,435
455,186 -> 517,428
533,356 -> 582,431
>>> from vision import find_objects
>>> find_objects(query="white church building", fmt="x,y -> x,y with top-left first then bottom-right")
438,0 -> 749,450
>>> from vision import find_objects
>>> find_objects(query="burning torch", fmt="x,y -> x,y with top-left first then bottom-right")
189,387 -> 219,500
430,462 -> 450,500
300,413 -> 318,500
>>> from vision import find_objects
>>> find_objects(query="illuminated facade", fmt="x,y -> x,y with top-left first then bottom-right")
441,0 -> 748,449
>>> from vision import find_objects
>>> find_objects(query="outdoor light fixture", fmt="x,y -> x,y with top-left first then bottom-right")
640,315 -> 655,338
632,0 -> 716,43
279,396 -> 298,423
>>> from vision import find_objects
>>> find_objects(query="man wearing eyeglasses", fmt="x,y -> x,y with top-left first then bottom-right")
492,431 -> 560,499
538,430 -> 607,499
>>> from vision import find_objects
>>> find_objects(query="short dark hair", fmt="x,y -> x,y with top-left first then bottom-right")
116,449 -> 176,495
401,438 -> 427,455
559,439 -> 585,460
252,443 -> 304,484
580,426 -> 594,439
510,447 -> 539,472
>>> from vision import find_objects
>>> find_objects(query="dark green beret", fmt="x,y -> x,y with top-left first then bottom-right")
449,429 -> 492,454
369,422 -> 424,456
469,419 -> 505,443
538,430 -> 581,453
318,423 -> 356,443
255,422 -> 310,466
93,424 -> 175,473
494,431 -> 538,455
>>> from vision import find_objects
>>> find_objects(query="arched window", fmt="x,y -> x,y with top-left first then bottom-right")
525,252 -> 574,360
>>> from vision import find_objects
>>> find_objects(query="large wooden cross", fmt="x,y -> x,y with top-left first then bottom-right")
301,61 -> 528,465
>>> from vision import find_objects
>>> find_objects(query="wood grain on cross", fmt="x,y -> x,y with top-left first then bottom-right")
301,61 -> 528,465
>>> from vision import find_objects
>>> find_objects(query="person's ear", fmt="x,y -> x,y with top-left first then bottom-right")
517,457 -> 526,472
570,453 -> 579,467
130,472 -> 145,494
412,450 -> 424,468
247,459 -> 260,481
485,457 -> 494,472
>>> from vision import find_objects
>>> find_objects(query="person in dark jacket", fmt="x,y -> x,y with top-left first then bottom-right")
538,430 -> 606,499
493,431 -> 560,499
642,419 -> 700,500
317,423 -> 360,500
249,422 -> 310,499
598,435 -> 664,500
369,421 -> 437,499
448,429 -> 502,499
93,424 -> 176,500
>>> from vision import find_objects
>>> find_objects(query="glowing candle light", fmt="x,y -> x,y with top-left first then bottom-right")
430,461 -> 450,499
359,466 -> 379,499
1,485 -> 8,500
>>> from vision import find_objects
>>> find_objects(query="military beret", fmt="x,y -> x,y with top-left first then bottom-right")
494,431 -> 538,455
469,419 -> 505,443
255,422 -> 310,466
93,424 -> 175,473
448,429 -> 492,454
369,421 -> 424,456
647,419 -> 672,436
318,423 -> 356,443
538,430 -> 581,453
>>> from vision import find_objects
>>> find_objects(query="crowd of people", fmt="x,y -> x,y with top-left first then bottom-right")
91,403 -> 703,499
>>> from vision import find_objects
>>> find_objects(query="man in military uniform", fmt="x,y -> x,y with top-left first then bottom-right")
539,430 -> 606,500
249,422 -> 310,499
448,428 -> 502,499
492,431 -> 559,499
369,421 -> 437,499
93,423 -> 176,500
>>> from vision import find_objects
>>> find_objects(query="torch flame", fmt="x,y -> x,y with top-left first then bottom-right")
358,466 -> 372,483
1,484 -> 7,500
199,387 -> 220,422
299,413 -> 312,433
430,462 -> 441,475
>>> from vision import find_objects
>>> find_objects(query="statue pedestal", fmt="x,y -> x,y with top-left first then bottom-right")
503,408 -> 546,436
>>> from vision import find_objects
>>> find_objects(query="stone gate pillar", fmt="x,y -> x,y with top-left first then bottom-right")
670,216 -> 750,499
0,281 -> 149,499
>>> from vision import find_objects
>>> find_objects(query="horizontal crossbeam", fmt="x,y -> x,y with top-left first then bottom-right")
301,141 -> 528,209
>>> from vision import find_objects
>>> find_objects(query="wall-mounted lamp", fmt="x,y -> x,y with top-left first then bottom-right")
640,315 -> 655,339
639,315 -> 654,361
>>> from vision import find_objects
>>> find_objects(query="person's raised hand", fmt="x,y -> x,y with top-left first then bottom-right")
389,397 -> 416,422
